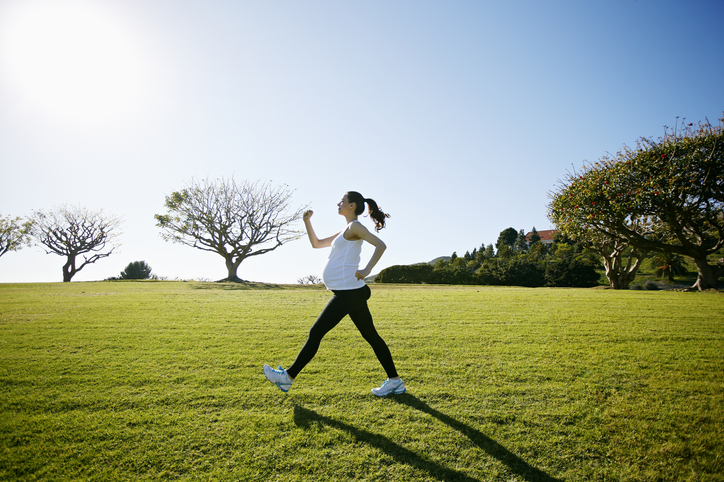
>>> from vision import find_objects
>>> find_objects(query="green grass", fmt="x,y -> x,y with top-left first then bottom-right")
1,282 -> 723,481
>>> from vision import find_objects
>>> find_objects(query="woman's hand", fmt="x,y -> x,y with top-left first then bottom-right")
355,268 -> 371,280
303,210 -> 337,248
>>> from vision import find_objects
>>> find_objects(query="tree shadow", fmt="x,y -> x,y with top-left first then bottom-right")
389,394 -> 562,482
188,281 -> 286,290
293,398 -> 562,482
188,281 -> 328,291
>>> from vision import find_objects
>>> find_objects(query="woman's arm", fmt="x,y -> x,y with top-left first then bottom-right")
347,221 -> 387,280
303,210 -> 338,248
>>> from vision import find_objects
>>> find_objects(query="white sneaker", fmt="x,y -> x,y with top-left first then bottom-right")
263,365 -> 293,392
371,378 -> 406,396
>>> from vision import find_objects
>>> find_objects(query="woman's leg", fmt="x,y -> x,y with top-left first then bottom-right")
347,286 -> 399,379
286,293 -> 348,379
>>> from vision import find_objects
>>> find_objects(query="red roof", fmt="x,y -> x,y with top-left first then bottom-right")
526,229 -> 557,243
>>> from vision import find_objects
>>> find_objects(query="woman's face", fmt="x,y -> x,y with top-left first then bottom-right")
337,195 -> 354,215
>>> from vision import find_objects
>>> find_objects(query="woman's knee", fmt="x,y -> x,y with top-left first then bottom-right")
308,323 -> 330,342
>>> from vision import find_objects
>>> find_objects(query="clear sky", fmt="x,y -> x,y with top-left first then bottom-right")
1,0 -> 722,284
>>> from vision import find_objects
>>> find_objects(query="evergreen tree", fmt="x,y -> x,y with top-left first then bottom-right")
514,229 -> 528,253
496,227 -> 518,252
528,227 -> 541,244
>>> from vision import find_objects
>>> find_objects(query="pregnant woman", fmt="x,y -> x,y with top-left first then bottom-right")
263,191 -> 405,397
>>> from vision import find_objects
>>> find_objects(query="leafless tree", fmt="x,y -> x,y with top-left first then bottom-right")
297,274 -> 322,285
0,214 -> 32,258
31,205 -> 122,282
155,178 -> 306,282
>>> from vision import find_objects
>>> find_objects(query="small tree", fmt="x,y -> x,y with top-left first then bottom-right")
648,252 -> 688,282
297,274 -> 321,285
528,227 -> 541,245
513,229 -> 528,253
31,206 -> 121,282
120,261 -> 154,280
0,214 -> 32,258
155,178 -> 306,282
496,227 -> 518,253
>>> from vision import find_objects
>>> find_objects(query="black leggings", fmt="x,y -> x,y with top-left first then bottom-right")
287,285 -> 398,379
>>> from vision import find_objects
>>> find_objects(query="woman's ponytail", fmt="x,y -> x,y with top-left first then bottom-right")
363,197 -> 390,232
346,191 -> 390,232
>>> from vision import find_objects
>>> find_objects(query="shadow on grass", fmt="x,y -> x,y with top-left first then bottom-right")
389,394 -> 561,482
293,398 -> 561,482
293,404 -> 479,481
189,282 -> 286,290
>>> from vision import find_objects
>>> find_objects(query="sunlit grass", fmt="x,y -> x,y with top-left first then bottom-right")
1,282 -> 722,481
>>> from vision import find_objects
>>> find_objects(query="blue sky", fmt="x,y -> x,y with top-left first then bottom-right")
1,0 -> 722,283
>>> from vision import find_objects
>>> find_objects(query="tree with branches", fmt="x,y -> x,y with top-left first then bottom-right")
548,156 -> 651,289
155,178 -> 306,282
551,116 -> 724,290
297,274 -> 321,285
0,214 -> 32,258
31,206 -> 122,282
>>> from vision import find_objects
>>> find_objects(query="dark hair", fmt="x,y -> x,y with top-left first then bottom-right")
346,191 -> 390,232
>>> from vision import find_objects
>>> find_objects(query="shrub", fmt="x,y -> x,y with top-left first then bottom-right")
644,280 -> 659,290
120,261 -> 154,280
545,258 -> 600,288
503,258 -> 546,287
376,264 -> 434,283
476,258 -> 545,287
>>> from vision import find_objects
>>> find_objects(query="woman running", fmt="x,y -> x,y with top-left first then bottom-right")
263,191 -> 405,397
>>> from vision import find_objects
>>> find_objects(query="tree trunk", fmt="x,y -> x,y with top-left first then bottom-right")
603,257 -> 622,289
691,255 -> 722,290
62,255 -> 77,282
218,256 -> 244,282
602,248 -> 647,289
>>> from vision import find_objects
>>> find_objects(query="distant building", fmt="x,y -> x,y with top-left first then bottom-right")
526,229 -> 557,245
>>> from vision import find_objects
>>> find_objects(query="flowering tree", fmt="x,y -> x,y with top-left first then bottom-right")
550,117 -> 724,290
31,206 -> 122,282
548,158 -> 651,289
155,178 -> 306,282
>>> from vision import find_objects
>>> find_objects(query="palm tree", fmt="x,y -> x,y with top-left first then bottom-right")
648,252 -> 688,282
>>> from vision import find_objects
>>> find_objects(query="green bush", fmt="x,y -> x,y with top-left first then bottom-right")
119,261 -> 154,280
545,258 -> 600,288
376,264 -> 433,283
644,280 -> 659,290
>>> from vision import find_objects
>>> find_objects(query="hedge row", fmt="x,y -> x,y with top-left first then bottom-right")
376,258 -> 600,288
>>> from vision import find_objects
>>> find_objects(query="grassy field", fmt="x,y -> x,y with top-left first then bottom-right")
1,281 -> 723,481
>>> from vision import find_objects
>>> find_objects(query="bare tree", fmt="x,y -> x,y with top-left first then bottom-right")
31,206 -> 122,282
0,214 -> 32,258
155,178 -> 306,282
297,274 -> 322,285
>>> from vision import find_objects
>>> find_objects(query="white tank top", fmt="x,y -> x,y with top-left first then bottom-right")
322,221 -> 366,290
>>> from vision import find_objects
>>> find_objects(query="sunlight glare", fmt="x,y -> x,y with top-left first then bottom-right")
0,1 -> 147,123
